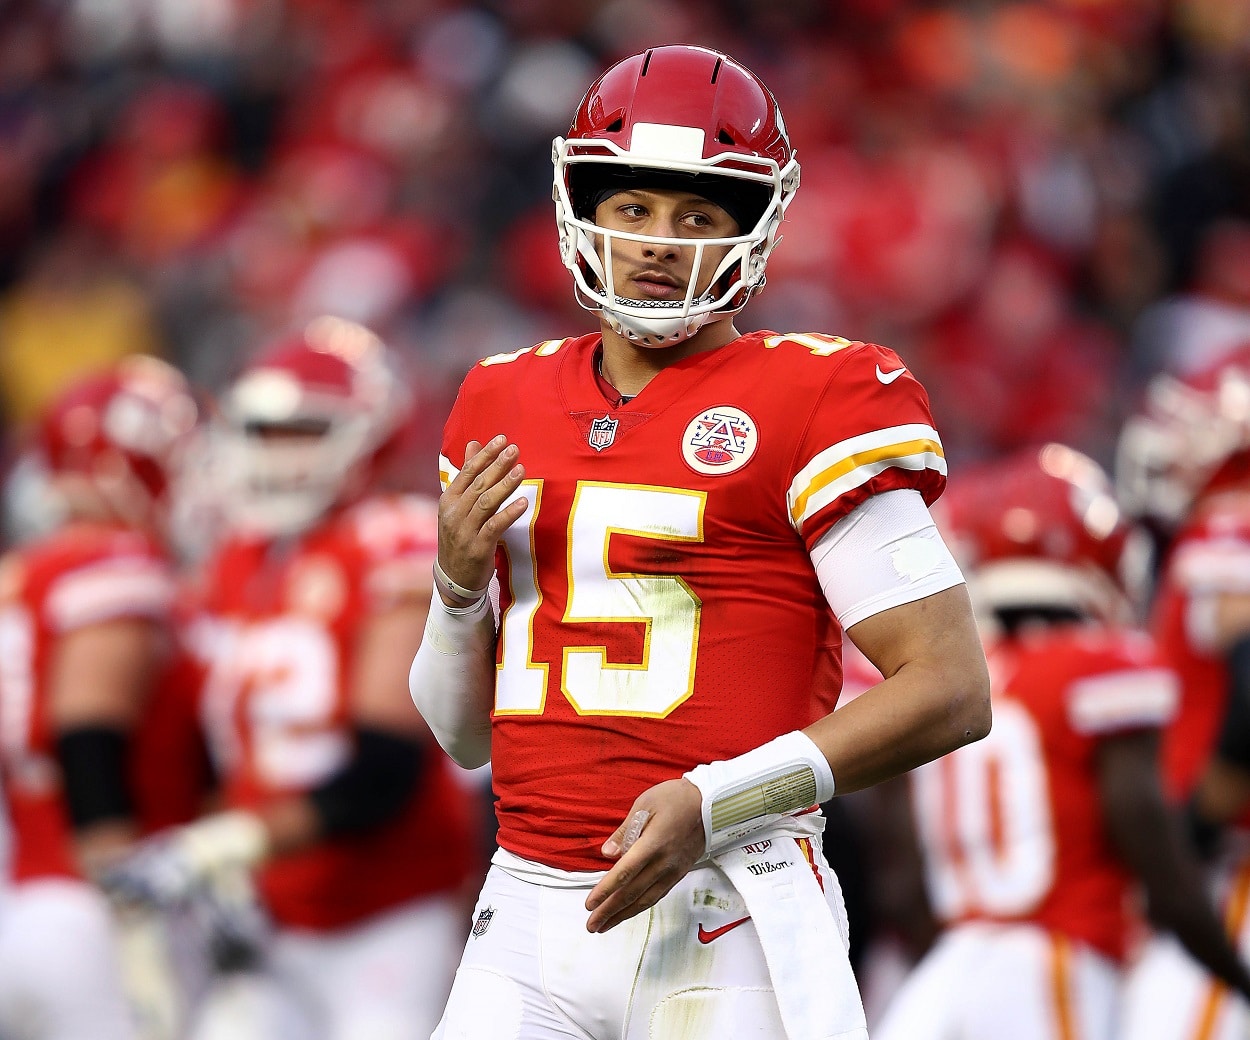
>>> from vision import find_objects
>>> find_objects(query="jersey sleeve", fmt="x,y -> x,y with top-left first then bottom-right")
438,378 -> 472,491
1065,634 -> 1179,736
437,338 -> 574,489
1171,528 -> 1250,597
44,538 -> 176,633
351,495 -> 441,611
786,342 -> 946,549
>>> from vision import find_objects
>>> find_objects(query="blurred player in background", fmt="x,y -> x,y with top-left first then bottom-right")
410,44 -> 990,1040
1115,344 -> 1250,1039
107,316 -> 482,1040
0,356 -> 203,1040
875,444 -> 1250,1040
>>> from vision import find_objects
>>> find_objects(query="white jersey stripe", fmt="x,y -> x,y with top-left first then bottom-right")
46,559 -> 174,632
1174,540 -> 1250,594
1067,668 -> 1178,735
787,423 -> 945,531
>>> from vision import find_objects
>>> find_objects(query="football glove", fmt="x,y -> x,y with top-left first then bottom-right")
101,811 -> 269,908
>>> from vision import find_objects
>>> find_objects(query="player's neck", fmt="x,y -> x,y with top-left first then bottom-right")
599,319 -> 740,398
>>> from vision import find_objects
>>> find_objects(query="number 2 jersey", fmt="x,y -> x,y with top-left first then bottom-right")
908,625 -> 1177,960
440,329 -> 948,872
191,494 -> 476,930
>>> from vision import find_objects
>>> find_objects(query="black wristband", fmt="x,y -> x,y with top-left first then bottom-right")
1217,635 -> 1250,768
307,727 -> 425,837
56,726 -> 133,828
1183,795 -> 1223,860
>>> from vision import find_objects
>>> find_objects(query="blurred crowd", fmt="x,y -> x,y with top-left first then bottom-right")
2,0 -> 1250,1037
1,0 -> 1249,493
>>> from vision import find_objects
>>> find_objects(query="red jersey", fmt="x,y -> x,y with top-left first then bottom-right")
192,493 -> 475,930
0,522 -> 178,882
1151,497 -> 1250,812
909,625 -> 1177,960
441,330 -> 947,872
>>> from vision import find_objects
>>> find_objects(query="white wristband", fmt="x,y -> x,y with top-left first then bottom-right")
684,731 -> 836,856
423,586 -> 492,654
433,558 -> 489,604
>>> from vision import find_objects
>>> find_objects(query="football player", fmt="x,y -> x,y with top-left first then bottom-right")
873,444 -> 1250,1040
408,44 -> 991,1040
0,357 -> 203,1040
1115,343 -> 1250,1040
107,316 -> 481,1040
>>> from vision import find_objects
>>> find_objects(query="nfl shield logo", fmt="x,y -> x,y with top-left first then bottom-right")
588,415 -> 619,452
472,905 -> 495,937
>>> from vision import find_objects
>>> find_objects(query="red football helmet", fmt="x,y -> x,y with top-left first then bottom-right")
552,45 -> 800,346
216,316 -> 412,537
35,355 -> 201,529
938,443 -> 1146,625
1116,341 -> 1250,532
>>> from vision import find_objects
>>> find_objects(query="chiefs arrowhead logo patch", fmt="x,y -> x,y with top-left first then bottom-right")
682,405 -> 758,476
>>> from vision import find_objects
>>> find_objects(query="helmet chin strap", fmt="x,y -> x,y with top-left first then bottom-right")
597,291 -> 727,347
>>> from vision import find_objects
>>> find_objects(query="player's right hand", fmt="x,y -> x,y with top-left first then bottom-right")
436,437 -> 527,600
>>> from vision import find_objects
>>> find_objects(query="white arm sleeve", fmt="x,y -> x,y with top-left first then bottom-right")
408,585 -> 498,769
811,488 -> 965,630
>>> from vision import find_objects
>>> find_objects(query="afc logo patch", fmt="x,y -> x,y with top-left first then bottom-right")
472,905 -> 495,938
588,415 -> 618,452
681,405 -> 758,475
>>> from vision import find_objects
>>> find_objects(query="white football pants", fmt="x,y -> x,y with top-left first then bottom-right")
0,878 -> 138,1040
431,835 -> 855,1040
874,922 -> 1120,1040
190,890 -> 467,1040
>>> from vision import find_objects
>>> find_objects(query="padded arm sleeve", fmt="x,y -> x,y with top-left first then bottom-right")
810,488 -> 965,630
308,727 -> 425,837
57,726 -> 134,828
408,585 -> 497,768
1217,635 -> 1250,768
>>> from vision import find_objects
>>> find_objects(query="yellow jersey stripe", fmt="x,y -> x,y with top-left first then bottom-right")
789,437 -> 945,525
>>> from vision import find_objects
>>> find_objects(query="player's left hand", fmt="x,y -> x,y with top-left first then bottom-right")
585,778 -> 705,933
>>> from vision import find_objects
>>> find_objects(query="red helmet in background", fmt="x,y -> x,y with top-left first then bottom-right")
1116,341 -> 1250,533
35,355 -> 200,530
216,315 -> 412,538
552,45 -> 800,346
939,443 -> 1146,626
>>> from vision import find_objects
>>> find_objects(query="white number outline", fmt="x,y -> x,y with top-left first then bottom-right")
494,480 -> 706,719
0,604 -> 35,763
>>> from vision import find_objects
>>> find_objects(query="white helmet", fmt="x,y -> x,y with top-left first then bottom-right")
216,316 -> 411,538
1116,341 -> 1250,532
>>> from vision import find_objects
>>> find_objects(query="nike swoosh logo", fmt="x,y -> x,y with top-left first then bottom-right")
697,916 -> 751,944
876,364 -> 906,384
